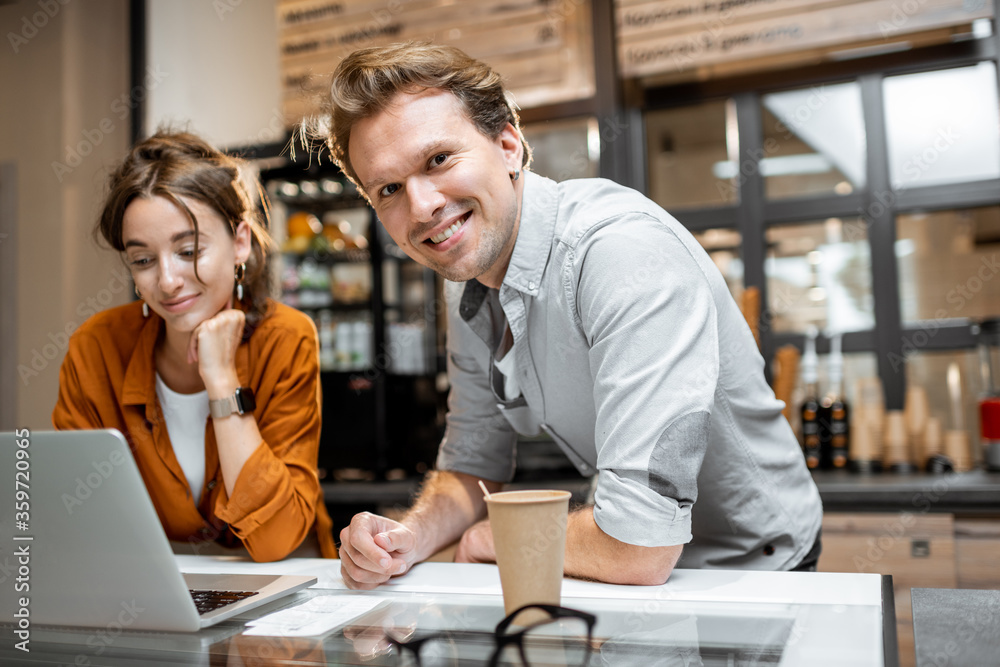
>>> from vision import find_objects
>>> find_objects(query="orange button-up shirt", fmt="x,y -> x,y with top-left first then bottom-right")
53,300 -> 337,562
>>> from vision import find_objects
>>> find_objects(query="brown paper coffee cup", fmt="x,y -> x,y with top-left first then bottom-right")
486,489 -> 571,624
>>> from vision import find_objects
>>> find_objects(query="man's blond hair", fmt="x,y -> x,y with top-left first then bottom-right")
326,41 -> 531,191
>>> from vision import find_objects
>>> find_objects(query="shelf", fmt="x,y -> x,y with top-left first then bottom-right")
812,469 -> 1000,514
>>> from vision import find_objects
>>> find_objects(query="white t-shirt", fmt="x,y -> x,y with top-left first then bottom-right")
154,373 -> 209,504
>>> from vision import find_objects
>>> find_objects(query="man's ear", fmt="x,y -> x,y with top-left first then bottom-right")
497,122 -> 525,172
233,220 -> 253,264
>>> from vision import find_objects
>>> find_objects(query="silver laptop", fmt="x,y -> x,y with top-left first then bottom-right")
0,429 -> 316,632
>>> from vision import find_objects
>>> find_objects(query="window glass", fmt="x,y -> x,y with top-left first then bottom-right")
691,228 -> 744,303
896,206 -> 1000,324
883,62 -> 1000,190
646,99 -> 737,209
906,349 -> 984,464
784,351 -> 878,441
765,218 -> 874,333
761,82 -> 866,200
522,117 -> 599,182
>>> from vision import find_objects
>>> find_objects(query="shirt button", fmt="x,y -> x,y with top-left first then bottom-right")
528,281 -> 536,290
199,527 -> 212,536
207,480 -> 217,490
763,544 -> 775,556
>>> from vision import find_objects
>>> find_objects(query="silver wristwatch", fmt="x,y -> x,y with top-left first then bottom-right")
209,387 -> 256,419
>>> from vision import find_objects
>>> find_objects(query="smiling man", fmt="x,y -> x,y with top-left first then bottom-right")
328,42 -> 823,589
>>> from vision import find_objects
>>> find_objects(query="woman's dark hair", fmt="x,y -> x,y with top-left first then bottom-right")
95,130 -> 276,328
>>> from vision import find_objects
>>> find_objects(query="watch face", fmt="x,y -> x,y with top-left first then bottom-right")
236,387 -> 256,413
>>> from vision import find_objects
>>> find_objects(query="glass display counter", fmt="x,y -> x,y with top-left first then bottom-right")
0,559 -> 896,666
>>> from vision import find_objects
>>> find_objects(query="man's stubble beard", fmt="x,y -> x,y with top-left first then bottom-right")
423,192 -> 519,285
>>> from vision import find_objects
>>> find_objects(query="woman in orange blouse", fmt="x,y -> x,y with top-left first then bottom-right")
53,131 -> 336,562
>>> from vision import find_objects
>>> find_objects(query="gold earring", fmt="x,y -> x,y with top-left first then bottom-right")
234,263 -> 246,301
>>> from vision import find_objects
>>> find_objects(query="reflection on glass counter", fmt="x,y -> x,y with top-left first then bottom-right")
765,217 -> 874,334
14,590 -> 887,666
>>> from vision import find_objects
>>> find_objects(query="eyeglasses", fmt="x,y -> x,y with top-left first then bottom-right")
386,603 -> 596,666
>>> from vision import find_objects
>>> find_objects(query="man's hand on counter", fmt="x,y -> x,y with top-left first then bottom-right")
339,471 -> 501,589
338,512 -> 418,590
453,518 -> 495,563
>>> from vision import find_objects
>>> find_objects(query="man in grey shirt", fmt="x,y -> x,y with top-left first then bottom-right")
330,42 -> 823,589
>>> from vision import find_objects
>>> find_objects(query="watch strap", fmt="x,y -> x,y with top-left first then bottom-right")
209,387 -> 255,419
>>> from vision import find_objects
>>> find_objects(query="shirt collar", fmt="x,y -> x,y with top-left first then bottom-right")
460,170 -> 558,320
121,307 -> 252,406
121,312 -> 164,406
502,170 -> 557,297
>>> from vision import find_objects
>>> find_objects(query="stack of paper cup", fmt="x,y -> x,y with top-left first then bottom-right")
850,377 -> 885,472
883,410 -> 915,473
904,386 -> 930,469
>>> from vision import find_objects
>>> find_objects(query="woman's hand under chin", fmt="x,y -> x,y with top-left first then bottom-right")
187,301 -> 246,396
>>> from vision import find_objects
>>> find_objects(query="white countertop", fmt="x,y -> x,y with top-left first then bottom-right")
174,555 -> 884,608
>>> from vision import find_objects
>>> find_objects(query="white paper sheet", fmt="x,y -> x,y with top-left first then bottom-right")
242,595 -> 388,637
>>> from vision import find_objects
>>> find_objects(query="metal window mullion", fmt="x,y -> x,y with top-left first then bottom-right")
733,92 -> 772,381
893,179 -> 1000,212
592,0 -> 630,187
994,0 -> 1000,80
860,74 -> 905,410
762,193 -> 866,225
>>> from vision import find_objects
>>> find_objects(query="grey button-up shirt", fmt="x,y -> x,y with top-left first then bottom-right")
437,172 -> 823,570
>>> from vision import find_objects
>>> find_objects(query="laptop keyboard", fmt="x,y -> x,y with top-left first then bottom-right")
189,589 -> 259,615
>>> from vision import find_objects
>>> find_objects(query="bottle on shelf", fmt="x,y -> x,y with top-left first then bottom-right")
822,331 -> 850,470
800,327 -> 823,470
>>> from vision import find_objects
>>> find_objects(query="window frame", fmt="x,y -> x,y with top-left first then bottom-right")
637,21 -> 1000,409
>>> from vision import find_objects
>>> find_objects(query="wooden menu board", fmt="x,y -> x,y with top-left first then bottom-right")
278,0 -> 595,126
616,0 -> 994,83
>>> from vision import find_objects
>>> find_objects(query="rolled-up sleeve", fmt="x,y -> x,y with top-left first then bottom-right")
214,325 -> 331,561
573,216 -> 719,547
435,283 -> 518,483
